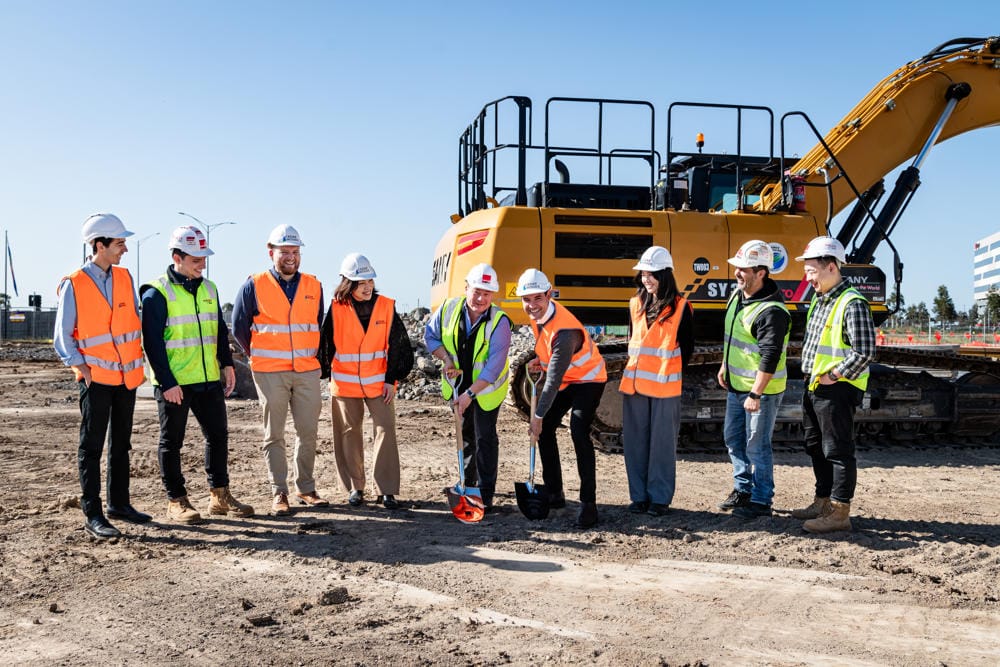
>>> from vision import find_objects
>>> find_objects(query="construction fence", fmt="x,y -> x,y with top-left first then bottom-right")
1,308 -> 57,342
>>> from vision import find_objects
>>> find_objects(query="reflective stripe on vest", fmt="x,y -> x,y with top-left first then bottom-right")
149,275 -> 220,386
531,300 -> 607,390
248,272 -> 321,373
67,267 -> 145,389
619,295 -> 687,398
329,295 -> 394,398
807,288 -> 870,392
439,296 -> 511,411
722,295 -> 789,394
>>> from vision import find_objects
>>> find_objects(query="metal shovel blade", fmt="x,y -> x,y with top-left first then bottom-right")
447,484 -> 485,524
514,480 -> 549,520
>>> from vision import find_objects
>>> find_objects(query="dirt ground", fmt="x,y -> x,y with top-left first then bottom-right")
1,349 -> 999,666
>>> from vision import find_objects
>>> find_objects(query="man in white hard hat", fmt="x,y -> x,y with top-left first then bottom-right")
517,268 -> 607,529
232,225 -> 327,516
54,213 -> 150,539
140,225 -> 254,524
424,263 -> 512,512
791,236 -> 875,533
716,240 -> 791,520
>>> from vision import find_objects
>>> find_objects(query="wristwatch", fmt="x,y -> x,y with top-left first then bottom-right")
827,370 -> 840,382
747,391 -> 761,400
465,388 -> 476,399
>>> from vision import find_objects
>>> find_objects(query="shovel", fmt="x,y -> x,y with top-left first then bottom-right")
515,369 -> 549,520
443,372 -> 485,524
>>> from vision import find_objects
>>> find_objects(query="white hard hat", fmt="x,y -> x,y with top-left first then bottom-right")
465,263 -> 499,292
728,240 -> 774,269
267,224 -> 304,247
515,268 -> 551,296
82,213 -> 134,243
795,236 -> 846,264
633,246 -> 673,271
168,225 -> 214,257
339,252 -> 377,280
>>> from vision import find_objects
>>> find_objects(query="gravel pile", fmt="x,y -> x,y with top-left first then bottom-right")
0,342 -> 59,362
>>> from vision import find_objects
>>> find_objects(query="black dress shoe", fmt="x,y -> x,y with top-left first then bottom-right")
84,516 -> 121,540
106,504 -> 152,524
646,503 -> 670,517
379,495 -> 400,510
548,492 -> 566,509
574,502 -> 599,529
628,501 -> 649,514
348,490 -> 364,507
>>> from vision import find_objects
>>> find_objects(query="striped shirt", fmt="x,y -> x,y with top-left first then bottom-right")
800,278 -> 876,380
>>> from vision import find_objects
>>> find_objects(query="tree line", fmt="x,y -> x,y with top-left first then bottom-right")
883,285 -> 1000,330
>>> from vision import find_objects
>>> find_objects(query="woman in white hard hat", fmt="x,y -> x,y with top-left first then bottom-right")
318,253 -> 413,510
619,246 -> 694,516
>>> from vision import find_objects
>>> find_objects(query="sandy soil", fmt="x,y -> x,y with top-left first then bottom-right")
1,352 -> 998,666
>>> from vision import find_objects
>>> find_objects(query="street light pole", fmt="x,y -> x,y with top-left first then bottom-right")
176,212 -> 237,280
135,232 -> 160,288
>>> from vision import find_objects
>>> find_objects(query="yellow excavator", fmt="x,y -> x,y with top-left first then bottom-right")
431,36 -> 1000,448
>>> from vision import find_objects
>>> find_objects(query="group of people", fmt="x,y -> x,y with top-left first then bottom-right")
55,211 -> 874,540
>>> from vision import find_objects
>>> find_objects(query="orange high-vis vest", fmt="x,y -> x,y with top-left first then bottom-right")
66,267 -> 145,389
329,295 -> 395,398
620,295 -> 689,398
531,300 -> 607,390
249,271 -> 322,373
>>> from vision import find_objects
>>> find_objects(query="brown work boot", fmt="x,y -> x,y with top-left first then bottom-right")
166,496 -> 204,524
272,492 -> 291,516
207,487 -> 255,518
791,496 -> 832,520
295,491 -> 330,507
803,500 -> 852,534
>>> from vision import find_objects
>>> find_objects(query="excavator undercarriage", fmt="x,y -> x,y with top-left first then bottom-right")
508,343 -> 1000,453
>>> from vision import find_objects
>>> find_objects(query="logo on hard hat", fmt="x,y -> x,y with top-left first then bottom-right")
481,274 -> 492,283
770,243 -> 788,274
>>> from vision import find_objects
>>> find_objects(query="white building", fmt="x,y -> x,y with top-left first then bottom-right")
973,230 -> 1000,304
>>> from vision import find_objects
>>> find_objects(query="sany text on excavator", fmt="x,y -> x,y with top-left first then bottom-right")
430,36 -> 1000,449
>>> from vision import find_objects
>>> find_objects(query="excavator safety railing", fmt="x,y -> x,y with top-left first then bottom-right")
456,96 -> 660,218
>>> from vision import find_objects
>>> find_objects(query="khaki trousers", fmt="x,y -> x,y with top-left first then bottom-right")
331,395 -> 400,495
253,368 -> 323,496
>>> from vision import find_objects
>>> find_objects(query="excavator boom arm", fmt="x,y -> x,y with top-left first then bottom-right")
758,37 -> 1000,220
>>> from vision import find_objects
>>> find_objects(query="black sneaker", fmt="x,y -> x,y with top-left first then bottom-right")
348,490 -> 364,507
733,502 -> 772,520
628,501 -> 649,514
718,489 -> 751,511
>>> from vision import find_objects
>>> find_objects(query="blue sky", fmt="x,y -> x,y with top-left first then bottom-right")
1,2 -> 999,314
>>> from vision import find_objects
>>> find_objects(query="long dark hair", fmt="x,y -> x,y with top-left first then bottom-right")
333,276 -> 379,304
634,268 -> 679,320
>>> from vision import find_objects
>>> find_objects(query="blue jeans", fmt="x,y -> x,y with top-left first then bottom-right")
723,391 -> 782,506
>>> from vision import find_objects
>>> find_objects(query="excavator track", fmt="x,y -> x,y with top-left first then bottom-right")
508,343 -> 1000,454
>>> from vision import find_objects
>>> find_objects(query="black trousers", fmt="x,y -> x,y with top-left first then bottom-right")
460,402 -> 501,506
802,382 -> 863,502
538,381 -> 606,503
78,381 -> 137,519
155,384 -> 229,499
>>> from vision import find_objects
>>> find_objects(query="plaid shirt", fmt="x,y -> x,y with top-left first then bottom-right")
801,278 -> 876,380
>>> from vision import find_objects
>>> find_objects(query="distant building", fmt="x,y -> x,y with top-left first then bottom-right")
973,231 -> 1000,304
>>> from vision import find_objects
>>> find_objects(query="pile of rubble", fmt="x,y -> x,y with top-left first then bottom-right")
397,308 -> 534,401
